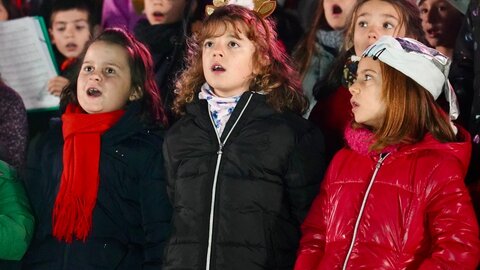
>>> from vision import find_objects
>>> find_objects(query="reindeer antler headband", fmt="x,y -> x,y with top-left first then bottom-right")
205,0 -> 277,18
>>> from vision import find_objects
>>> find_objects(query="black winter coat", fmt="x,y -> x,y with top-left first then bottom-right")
22,102 -> 172,270
450,0 -> 480,183
163,92 -> 326,269
134,19 -> 186,122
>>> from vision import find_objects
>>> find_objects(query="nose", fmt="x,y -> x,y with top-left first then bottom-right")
349,80 -> 360,95
426,8 -> 439,23
88,70 -> 102,82
367,26 -> 378,40
213,51 -> 223,57
65,25 -> 74,38
212,43 -> 224,57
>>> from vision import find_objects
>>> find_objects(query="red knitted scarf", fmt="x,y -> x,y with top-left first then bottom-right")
53,104 -> 125,243
61,58 -> 76,72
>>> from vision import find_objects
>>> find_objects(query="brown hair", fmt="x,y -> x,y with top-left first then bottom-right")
317,0 -> 425,98
61,28 -> 168,126
343,0 -> 425,51
292,0 -> 330,78
360,61 -> 457,151
173,4 -> 307,115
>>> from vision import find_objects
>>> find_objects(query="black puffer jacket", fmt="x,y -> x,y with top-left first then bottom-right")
134,19 -> 186,122
22,102 -> 172,270
163,92 -> 326,270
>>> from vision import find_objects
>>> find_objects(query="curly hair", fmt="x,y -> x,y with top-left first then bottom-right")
173,4 -> 307,115
60,28 -> 167,126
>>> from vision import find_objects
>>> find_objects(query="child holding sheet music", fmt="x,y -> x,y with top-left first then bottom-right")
28,0 -> 95,142
47,0 -> 95,96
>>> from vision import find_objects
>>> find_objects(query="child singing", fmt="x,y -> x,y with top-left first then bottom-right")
162,2 -> 326,269
295,36 -> 479,269
23,28 -> 171,269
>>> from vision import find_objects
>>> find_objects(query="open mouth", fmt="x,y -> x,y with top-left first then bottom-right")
65,43 -> 78,50
332,4 -> 343,15
87,87 -> 102,97
427,28 -> 438,34
152,11 -> 165,20
211,64 -> 226,72
351,100 -> 359,109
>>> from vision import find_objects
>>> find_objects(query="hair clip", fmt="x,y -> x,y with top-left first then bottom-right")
205,0 -> 276,18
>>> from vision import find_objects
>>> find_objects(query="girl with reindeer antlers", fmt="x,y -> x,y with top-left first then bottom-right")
161,1 -> 326,269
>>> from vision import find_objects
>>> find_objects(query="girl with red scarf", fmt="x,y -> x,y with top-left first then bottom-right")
22,28 -> 171,269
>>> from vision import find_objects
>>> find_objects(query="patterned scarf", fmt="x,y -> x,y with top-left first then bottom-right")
316,29 -> 343,51
198,83 -> 241,136
53,104 -> 125,243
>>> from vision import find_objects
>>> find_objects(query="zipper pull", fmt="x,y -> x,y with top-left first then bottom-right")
217,143 -> 224,155
376,153 -> 388,168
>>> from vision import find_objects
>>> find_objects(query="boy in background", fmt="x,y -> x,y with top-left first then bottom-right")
47,0 -> 95,96
417,0 -> 466,59
28,0 -> 95,141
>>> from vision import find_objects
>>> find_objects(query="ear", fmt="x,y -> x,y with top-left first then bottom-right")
49,28 -> 56,44
129,86 -> 143,101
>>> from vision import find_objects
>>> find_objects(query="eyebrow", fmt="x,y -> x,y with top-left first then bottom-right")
358,68 -> 378,74
357,12 -> 400,21
53,19 -> 88,25
207,31 -> 244,40
83,61 -> 123,69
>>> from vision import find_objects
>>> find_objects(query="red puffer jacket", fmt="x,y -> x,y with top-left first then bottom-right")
295,126 -> 480,269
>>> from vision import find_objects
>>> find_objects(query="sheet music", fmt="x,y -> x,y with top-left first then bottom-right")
0,17 -> 59,110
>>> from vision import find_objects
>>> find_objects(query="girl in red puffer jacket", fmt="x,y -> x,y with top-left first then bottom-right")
295,36 -> 480,269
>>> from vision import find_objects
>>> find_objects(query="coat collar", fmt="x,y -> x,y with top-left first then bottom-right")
185,91 -> 273,141
345,124 -> 472,173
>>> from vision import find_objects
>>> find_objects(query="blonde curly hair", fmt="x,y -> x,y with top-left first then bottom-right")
173,4 -> 307,115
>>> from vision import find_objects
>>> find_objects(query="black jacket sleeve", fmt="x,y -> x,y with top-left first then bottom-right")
283,125 -> 326,225
140,147 -> 172,269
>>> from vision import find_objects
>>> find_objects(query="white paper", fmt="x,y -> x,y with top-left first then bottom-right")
0,17 -> 59,110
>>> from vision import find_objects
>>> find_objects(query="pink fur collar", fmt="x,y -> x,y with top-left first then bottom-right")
344,125 -> 398,156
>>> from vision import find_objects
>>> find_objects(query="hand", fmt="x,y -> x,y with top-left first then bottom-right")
47,76 -> 70,97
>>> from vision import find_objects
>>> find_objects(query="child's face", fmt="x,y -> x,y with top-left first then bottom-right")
349,57 -> 386,129
323,0 -> 357,30
419,0 -> 463,48
77,41 -> 134,114
49,9 -> 91,59
202,23 -> 256,97
0,3 -> 8,21
353,0 -> 406,56
144,0 -> 187,25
